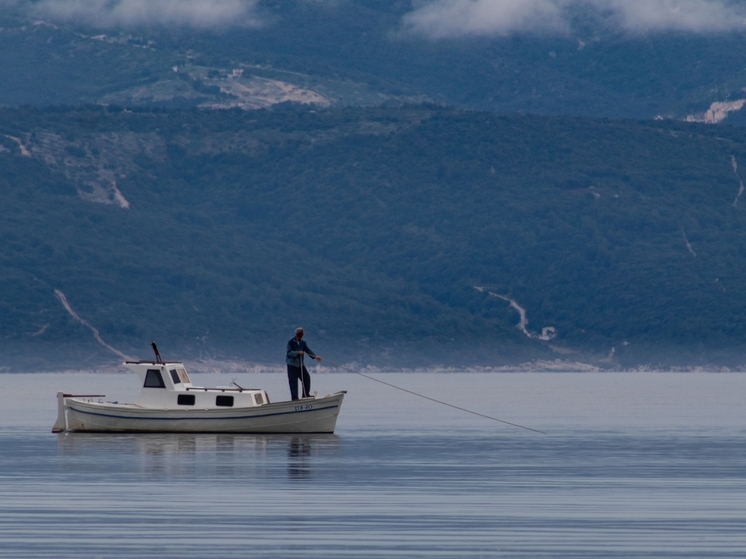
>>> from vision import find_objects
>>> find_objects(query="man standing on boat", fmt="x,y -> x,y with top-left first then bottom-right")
286,327 -> 321,400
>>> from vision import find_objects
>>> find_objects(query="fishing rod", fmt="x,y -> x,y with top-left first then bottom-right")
322,359 -> 547,435
300,351 -> 308,399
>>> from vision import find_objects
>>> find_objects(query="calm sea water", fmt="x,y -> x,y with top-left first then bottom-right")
0,371 -> 744,558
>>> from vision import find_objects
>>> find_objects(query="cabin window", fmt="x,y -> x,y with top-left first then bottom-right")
169,369 -> 181,385
254,393 -> 264,405
144,369 -> 166,388
216,395 -> 234,407
177,394 -> 195,406
177,368 -> 190,384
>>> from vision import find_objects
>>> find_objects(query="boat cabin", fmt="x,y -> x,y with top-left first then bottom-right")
124,361 -> 270,410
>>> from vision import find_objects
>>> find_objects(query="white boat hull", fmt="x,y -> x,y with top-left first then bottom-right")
64,392 -> 345,434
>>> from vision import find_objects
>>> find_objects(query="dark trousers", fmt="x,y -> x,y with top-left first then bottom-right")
287,365 -> 311,400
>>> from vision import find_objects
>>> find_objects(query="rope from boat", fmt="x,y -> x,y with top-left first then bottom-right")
322,360 -> 547,435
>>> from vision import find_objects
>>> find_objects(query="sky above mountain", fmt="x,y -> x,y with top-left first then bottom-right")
8,0 -> 746,37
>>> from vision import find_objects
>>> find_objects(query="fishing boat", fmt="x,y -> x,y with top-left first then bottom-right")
52,352 -> 346,434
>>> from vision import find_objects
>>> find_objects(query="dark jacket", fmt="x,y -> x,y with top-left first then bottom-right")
286,337 -> 317,368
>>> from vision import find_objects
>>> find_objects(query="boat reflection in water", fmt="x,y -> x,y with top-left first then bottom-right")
55,432 -> 339,480
287,437 -> 313,480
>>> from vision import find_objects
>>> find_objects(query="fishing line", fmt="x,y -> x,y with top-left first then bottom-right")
322,359 -> 547,435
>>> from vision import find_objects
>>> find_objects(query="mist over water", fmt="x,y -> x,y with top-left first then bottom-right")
0,372 -> 745,557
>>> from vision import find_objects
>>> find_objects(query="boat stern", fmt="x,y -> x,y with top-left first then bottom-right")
52,392 -> 67,433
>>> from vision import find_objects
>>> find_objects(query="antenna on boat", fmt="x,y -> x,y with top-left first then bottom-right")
151,340 -> 163,363
231,379 -> 245,392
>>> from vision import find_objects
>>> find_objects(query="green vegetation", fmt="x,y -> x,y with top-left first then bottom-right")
2,105 -> 746,369
2,5 -> 746,120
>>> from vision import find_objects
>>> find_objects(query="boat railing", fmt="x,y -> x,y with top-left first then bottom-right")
124,360 -> 182,365
185,387 -> 260,393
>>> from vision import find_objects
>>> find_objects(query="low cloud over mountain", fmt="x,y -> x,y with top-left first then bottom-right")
8,0 -> 746,36
401,0 -> 746,39
22,0 -> 263,29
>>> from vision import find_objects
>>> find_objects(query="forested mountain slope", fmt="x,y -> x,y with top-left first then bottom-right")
2,105 -> 746,370
2,2 -> 746,121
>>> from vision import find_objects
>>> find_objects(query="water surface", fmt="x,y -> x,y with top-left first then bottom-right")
0,371 -> 744,558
